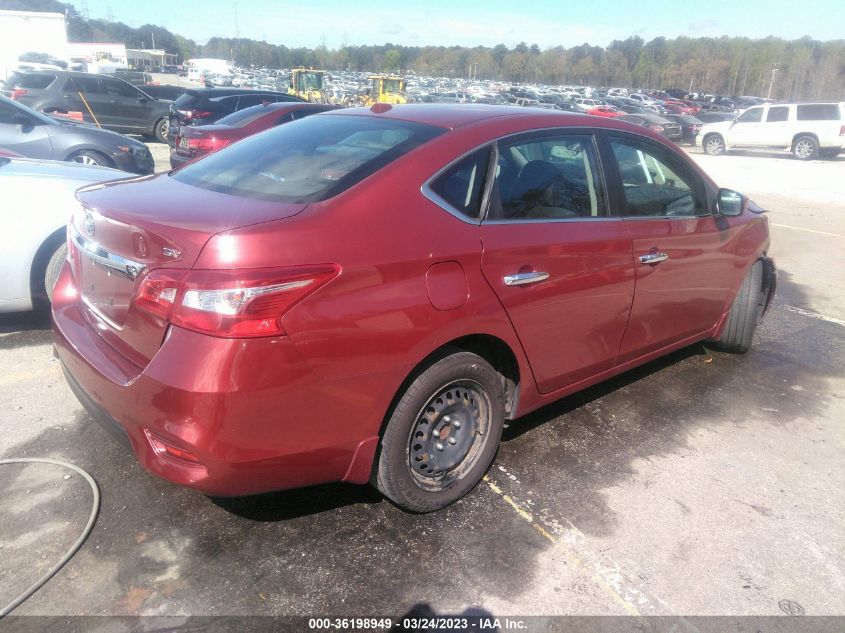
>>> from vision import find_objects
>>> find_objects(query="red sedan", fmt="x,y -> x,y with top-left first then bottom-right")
585,105 -> 623,118
662,99 -> 700,116
169,101 -> 336,168
53,105 -> 776,512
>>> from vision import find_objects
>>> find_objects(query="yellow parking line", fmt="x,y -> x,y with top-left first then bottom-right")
0,364 -> 61,387
482,475 -> 641,616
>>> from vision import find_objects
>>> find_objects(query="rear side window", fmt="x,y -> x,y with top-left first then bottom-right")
65,77 -> 102,94
7,73 -> 55,89
766,106 -> 789,122
429,147 -> 491,219
173,93 -> 199,109
796,104 -> 840,121
173,115 -> 444,203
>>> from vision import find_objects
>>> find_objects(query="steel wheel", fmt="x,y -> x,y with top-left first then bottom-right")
408,381 -> 490,491
375,350 -> 506,512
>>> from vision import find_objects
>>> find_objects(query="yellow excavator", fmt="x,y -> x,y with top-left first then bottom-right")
361,75 -> 407,106
289,68 -> 330,103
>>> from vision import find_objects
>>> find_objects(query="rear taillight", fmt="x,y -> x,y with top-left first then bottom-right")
178,109 -> 214,121
840,124 -> 845,136
134,265 -> 339,337
135,269 -> 184,319
647,124 -> 664,132
10,88 -> 28,100
185,137 -> 232,152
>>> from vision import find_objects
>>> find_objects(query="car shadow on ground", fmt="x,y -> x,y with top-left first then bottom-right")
0,310 -> 51,349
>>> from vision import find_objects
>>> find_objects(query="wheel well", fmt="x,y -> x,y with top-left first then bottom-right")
30,227 -> 66,302
65,148 -> 115,168
378,334 -> 520,432
791,132 -> 818,149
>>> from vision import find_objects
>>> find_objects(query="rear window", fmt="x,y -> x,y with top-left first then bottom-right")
215,103 -> 281,127
6,73 -> 55,89
173,115 -> 445,203
796,104 -> 841,121
173,93 -> 199,109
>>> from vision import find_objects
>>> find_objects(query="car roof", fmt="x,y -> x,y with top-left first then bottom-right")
324,104 -> 666,137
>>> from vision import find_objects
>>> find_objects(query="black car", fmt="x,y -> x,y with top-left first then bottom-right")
0,95 -> 154,174
659,114 -> 705,145
167,88 -> 304,146
140,84 -> 190,102
616,113 -> 683,142
2,70 -> 171,142
696,111 -> 738,124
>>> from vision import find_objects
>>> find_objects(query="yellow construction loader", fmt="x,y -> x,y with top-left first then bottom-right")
361,75 -> 407,106
289,68 -> 330,103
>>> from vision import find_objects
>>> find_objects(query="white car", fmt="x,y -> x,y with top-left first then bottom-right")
1,157 -> 132,313
698,102 -> 845,160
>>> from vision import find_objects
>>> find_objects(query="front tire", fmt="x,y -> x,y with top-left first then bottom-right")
703,134 -> 726,156
715,261 -> 763,353
375,351 -> 506,512
792,135 -> 819,160
68,150 -> 112,168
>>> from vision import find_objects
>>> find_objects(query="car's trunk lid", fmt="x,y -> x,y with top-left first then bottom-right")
71,173 -> 307,365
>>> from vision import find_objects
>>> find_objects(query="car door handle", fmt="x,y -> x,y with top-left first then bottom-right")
503,271 -> 550,286
639,252 -> 669,264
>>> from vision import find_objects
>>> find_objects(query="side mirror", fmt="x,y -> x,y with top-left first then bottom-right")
717,188 -> 744,216
13,115 -> 34,133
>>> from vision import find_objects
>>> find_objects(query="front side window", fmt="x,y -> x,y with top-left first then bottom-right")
429,147 -> 491,219
102,79 -> 140,99
766,106 -> 789,122
736,107 -> 763,123
488,134 -> 606,220
610,139 -> 705,217
173,115 -> 444,203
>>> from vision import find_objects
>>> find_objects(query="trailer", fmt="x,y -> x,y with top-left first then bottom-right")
0,10 -> 68,81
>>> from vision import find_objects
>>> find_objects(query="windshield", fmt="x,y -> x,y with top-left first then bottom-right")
173,115 -> 444,203
384,79 -> 403,93
297,72 -> 323,92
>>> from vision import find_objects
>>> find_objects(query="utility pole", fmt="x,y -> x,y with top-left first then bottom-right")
767,66 -> 778,99
151,32 -> 155,50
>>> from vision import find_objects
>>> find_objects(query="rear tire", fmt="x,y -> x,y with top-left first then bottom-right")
45,243 -> 67,303
703,134 -> 726,156
715,261 -> 763,353
68,150 -> 112,168
375,351 -> 505,512
792,135 -> 819,160
153,118 -> 169,144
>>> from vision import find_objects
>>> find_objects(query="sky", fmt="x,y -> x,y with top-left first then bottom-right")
76,0 -> 845,48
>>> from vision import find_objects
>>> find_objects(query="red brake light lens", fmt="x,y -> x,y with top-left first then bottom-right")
135,269 -> 184,319
185,137 -> 232,152
169,265 -> 340,338
10,88 -> 28,100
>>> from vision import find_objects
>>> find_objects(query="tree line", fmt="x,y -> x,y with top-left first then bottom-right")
4,0 -> 844,100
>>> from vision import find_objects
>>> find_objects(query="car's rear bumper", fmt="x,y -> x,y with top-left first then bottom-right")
51,262 -> 382,496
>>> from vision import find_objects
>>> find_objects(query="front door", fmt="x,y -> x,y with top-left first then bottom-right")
727,106 -> 765,146
480,131 -> 635,393
603,134 -> 739,364
100,77 -> 152,132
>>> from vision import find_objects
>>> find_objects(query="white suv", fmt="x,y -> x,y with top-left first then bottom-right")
698,102 -> 845,160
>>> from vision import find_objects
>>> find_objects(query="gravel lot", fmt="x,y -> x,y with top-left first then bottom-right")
0,145 -> 843,620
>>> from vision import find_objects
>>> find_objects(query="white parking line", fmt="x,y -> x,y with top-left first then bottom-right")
770,223 -> 842,238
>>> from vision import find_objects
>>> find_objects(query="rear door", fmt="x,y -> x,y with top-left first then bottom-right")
602,133 -> 738,363
100,77 -> 151,132
479,131 -> 635,393
62,76 -> 111,127
763,105 -> 791,147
